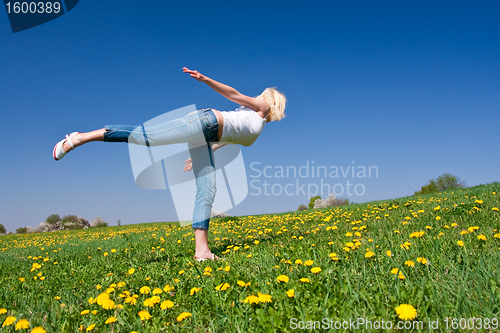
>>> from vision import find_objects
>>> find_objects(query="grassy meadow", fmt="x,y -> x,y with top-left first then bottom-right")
0,183 -> 499,332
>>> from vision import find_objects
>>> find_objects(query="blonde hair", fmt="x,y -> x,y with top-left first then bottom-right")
257,87 -> 286,122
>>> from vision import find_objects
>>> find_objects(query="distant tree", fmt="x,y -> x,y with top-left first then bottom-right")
16,227 -> 27,234
435,173 -> 466,191
62,215 -> 79,225
46,214 -> 61,225
415,173 -> 465,195
297,204 -> 308,211
308,196 -> 321,209
0,224 -> 6,234
117,219 -> 122,226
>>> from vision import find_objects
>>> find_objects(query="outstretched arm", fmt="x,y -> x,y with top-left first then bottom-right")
183,67 -> 270,112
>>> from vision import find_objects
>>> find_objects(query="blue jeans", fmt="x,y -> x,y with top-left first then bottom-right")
104,109 -> 219,230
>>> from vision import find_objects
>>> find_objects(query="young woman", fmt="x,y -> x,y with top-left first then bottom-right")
53,67 -> 286,261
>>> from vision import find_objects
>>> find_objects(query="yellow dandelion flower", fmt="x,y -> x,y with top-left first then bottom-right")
128,268 -> 135,275
190,287 -> 202,295
395,304 -> 417,320
19,278 -> 25,282
398,272 -> 405,279
0,309 -> 7,315
405,260 -> 415,267
125,296 -> 137,305
477,234 -> 487,241
286,289 -> 295,298
492,207 -> 499,212
105,317 -> 116,324
365,251 -> 375,258
161,300 -> 174,309
224,266 -> 231,272
215,283 -> 230,291
237,280 -> 246,287
138,311 -> 151,321
457,240 -> 464,247
276,275 -> 289,283
299,278 -> 310,283
81,310 -> 90,315
243,295 -> 260,304
152,288 -> 163,295
386,250 -> 393,257
475,200 -> 483,204
140,286 -> 151,294
311,267 -> 322,274
15,319 -> 30,330
345,232 -> 353,237
30,327 -> 47,333
3,316 -> 16,327
177,312 -> 192,322
304,260 -> 314,266
416,257 -> 428,264
91,310 -> 97,315
85,324 -> 95,331
391,268 -> 399,274
257,293 -> 272,303
295,259 -> 303,265
434,206 -> 441,211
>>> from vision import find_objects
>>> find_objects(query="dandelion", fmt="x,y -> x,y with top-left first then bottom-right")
177,312 -> 192,322
391,268 -> 399,274
386,250 -> 393,257
85,324 -> 95,331
125,296 -> 137,305
81,310 -> 90,315
311,267 -> 322,274
152,288 -> 163,295
3,316 -> 16,327
15,319 -> 30,330
276,275 -> 289,283
304,260 -> 314,266
140,286 -> 151,294
243,295 -> 260,304
457,240 -> 464,247
493,207 -> 499,212
0,309 -> 6,314
224,266 -> 231,272
477,234 -> 487,241
215,283 -> 230,291
365,251 -> 375,258
395,304 -> 417,320
398,272 -> 405,280
128,268 -> 135,275
257,293 -> 272,303
30,328 -> 47,333
295,259 -> 303,265
417,257 -> 428,264
286,289 -> 295,297
405,260 -> 415,267
104,317 -> 117,324
163,284 -> 173,292
190,287 -> 202,295
138,311 -> 152,321
161,300 -> 174,309
299,278 -> 310,283
435,216 -> 441,221
475,200 -> 483,204
434,206 -> 441,211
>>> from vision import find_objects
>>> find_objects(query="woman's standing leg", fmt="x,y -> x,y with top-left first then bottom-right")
189,141 -> 217,259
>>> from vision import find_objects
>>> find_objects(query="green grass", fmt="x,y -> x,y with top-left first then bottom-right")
0,183 -> 499,332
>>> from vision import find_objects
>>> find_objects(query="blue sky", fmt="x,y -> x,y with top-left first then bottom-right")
1,1 -> 499,232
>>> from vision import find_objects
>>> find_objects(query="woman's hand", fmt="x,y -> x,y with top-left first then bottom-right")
183,158 -> 193,172
183,67 -> 206,82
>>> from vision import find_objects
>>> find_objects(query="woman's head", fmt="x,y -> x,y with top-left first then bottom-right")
257,87 -> 286,122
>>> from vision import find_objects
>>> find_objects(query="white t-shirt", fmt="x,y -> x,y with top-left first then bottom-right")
219,106 -> 267,146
